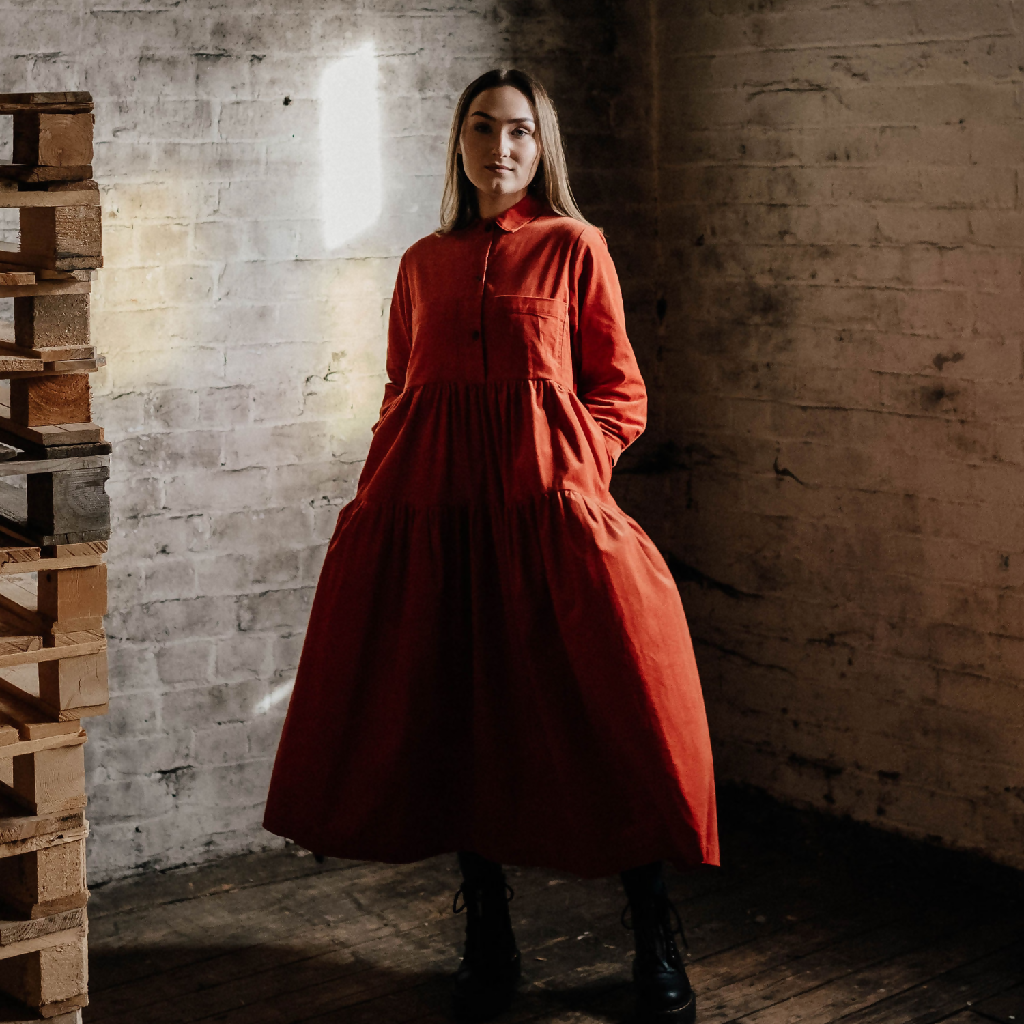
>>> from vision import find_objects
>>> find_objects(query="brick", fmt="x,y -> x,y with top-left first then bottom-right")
219,422 -> 333,471
215,634 -> 273,683
236,586 -> 314,633
95,97 -> 216,144
163,468 -> 271,518
117,595 -> 239,645
86,731 -> 192,776
194,723 -> 251,766
133,222 -> 190,264
154,638 -> 215,689
105,476 -> 163,524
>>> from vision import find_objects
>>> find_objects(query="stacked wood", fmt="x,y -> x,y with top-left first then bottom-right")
0,91 -> 108,1024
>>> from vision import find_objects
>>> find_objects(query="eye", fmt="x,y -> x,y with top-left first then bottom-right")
472,122 -> 491,133
512,127 -> 529,137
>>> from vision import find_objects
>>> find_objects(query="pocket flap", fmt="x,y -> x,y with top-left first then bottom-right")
494,295 -> 567,320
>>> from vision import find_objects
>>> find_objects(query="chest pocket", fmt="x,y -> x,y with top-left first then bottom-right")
488,295 -> 568,381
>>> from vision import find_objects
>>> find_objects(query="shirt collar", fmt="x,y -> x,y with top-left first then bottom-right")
485,192 -> 547,233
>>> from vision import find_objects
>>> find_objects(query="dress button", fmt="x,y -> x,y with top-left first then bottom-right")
471,329 -> 480,340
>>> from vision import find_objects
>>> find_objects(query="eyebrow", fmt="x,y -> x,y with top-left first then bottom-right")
469,111 -> 536,123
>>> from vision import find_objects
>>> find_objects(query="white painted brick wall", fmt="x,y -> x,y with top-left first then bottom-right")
0,0 -> 514,882
5,0 -> 1017,883
635,0 -> 1024,870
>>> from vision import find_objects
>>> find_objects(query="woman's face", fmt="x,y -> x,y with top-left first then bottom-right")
459,85 -> 541,208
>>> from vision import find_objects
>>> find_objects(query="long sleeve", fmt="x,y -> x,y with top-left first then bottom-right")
373,254 -> 413,433
569,226 -> 647,465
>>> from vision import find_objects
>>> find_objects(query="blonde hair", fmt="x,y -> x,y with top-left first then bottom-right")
439,68 -> 589,234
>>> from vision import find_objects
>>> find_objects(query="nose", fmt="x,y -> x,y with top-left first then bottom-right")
494,130 -> 512,158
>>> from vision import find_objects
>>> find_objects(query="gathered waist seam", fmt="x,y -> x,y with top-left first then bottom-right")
402,375 -> 572,393
346,487 -> 618,516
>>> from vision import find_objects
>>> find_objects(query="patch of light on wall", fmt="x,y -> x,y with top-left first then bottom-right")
256,679 -> 295,715
320,44 -> 383,248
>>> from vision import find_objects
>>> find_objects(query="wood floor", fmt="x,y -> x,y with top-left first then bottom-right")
83,790 -> 1024,1024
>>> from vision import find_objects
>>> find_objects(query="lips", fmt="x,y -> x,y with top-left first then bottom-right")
486,165 -> 513,172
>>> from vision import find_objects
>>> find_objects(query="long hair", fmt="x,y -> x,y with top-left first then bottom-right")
439,68 -> 589,234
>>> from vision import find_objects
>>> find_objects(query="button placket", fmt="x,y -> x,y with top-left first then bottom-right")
477,230 -> 496,379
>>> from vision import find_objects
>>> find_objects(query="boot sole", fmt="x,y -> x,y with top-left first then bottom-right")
637,991 -> 697,1023
452,956 -> 521,1022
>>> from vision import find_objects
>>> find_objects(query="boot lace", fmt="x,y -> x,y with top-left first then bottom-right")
453,881 -> 515,914
620,893 -> 689,951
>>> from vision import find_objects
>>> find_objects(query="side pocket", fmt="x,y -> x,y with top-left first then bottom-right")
574,397 -> 616,486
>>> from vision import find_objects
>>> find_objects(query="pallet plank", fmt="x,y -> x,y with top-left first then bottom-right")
8,377 -> 91,429
0,634 -> 107,670
12,115 -> 93,168
3,743 -> 87,815
13,295 -> 89,352
0,926 -> 88,1011
0,284 -> 90,301
0,801 -> 84,845
0,458 -> 107,483
0,911 -> 85,950
17,204 -> 102,273
0,422 -> 102,448
0,194 -> 98,210
0,684 -> 82,740
0,346 -> 94,365
0,168 -> 92,185
0,840 -> 87,920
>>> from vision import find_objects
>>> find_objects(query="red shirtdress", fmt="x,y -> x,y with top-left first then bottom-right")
264,193 -> 719,878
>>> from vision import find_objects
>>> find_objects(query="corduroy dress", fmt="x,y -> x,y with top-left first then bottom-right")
264,194 -> 719,877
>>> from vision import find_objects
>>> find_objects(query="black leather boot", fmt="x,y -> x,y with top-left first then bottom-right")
451,852 -> 521,1021
621,862 -> 696,1023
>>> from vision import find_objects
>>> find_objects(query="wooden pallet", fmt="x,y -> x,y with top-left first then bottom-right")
0,454 -> 110,546
0,92 -> 105,1022
0,922 -> 87,1016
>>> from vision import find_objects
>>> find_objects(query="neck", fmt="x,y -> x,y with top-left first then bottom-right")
477,187 -> 529,221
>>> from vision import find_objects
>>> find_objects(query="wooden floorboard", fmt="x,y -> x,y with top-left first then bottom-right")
83,790 -> 1024,1023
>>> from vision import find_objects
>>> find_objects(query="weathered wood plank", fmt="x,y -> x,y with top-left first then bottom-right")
0,282 -> 90,300
12,114 -> 93,168
0,420 -> 103,448
0,93 -> 92,115
0,910 -> 85,951
0,838 -> 87,920
970,982 -> 1024,1024
0,273 -> 34,288
0,344 -> 94,364
722,918 -> 1024,1024
832,941 -> 1024,1024
0,193 -> 99,210
0,802 -> 85,846
0,167 -> 92,185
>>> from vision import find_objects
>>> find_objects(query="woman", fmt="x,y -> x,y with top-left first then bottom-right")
265,69 -> 718,1022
